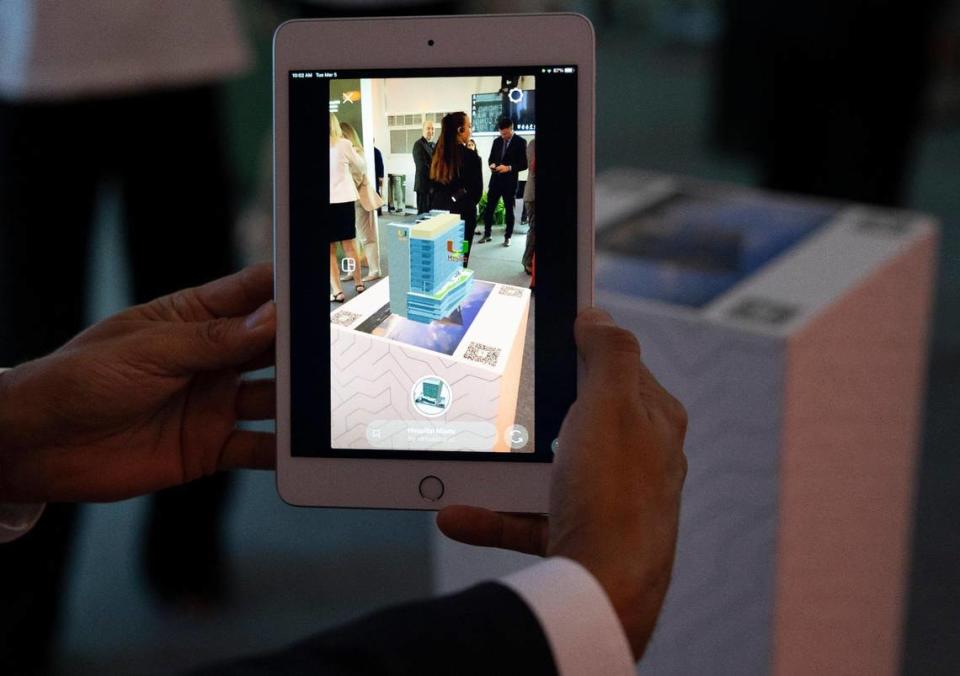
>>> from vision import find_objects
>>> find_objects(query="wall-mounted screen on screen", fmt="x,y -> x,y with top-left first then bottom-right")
471,90 -> 536,133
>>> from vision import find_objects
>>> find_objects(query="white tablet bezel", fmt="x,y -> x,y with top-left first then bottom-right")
274,13 -> 595,512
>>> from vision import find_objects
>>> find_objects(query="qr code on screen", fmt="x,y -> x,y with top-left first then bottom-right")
498,286 -> 524,297
463,341 -> 501,367
331,310 -> 361,327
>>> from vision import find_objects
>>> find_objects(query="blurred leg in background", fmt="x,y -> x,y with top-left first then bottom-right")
0,2 -> 249,671
0,83 -> 239,669
116,85 -> 238,606
0,98 -> 99,676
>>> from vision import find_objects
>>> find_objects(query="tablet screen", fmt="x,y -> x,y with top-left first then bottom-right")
288,67 -> 579,461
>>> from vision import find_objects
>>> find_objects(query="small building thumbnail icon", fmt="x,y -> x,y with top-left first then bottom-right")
386,213 -> 474,323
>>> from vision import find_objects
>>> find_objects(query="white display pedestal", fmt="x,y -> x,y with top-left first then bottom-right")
330,276 -> 531,452
431,171 -> 937,676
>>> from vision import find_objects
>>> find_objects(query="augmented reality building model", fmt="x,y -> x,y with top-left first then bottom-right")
385,213 -> 473,323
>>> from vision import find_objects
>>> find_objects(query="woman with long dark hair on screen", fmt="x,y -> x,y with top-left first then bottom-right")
430,112 -> 483,268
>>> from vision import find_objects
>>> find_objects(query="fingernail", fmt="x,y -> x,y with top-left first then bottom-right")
245,301 -> 276,330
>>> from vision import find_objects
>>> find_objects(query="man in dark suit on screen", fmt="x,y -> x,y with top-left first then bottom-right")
412,120 -> 435,215
480,116 -> 528,247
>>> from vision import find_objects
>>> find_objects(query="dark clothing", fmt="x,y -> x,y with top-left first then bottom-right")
431,144 -> 482,266
483,134 -> 528,238
0,85 -> 235,674
714,0 -> 944,206
412,137 -> 434,192
0,85 -> 235,358
460,209 -> 479,265
483,182 -> 519,239
0,503 -> 78,676
430,144 -> 483,214
412,136 -> 434,213
374,146 -> 384,195
522,200 -> 536,271
328,200 -> 357,242
374,146 -> 384,215
486,134 -> 528,187
416,190 -> 432,216
193,582 -> 558,676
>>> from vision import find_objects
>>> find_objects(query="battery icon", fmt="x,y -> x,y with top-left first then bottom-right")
563,67 -> 574,73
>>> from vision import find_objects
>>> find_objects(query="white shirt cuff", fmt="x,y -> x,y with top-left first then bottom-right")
500,557 -> 635,676
0,503 -> 45,543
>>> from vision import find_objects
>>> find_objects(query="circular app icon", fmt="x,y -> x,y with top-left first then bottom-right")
505,424 -> 529,449
411,376 -> 453,417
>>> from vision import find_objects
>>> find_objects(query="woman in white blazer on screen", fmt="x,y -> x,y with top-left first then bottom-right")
329,113 -> 365,302
340,121 -> 383,282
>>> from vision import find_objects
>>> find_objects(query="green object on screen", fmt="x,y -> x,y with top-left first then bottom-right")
477,192 -> 505,225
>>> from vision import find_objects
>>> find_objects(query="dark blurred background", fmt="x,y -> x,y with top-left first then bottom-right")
0,1 -> 957,674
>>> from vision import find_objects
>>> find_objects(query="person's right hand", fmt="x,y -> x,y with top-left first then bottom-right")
0,264 -> 276,503
437,309 -> 688,660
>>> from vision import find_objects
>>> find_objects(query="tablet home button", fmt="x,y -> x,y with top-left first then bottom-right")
419,475 -> 445,502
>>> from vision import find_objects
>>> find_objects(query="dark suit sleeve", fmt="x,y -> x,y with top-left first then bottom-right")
412,140 -> 427,172
487,139 -> 499,167
413,140 -> 432,192
512,137 -> 529,173
190,582 -> 558,676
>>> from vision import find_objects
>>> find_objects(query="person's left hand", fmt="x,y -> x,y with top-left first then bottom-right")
0,264 -> 277,503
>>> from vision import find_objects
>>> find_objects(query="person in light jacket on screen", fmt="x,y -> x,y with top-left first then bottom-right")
329,113 -> 366,302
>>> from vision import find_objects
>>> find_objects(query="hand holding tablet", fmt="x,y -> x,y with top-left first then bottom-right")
438,308 -> 689,658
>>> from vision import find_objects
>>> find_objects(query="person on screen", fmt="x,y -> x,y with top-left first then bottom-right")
429,112 -> 483,269
340,122 -> 383,282
522,138 -> 536,275
412,119 -> 436,215
374,141 -> 385,216
329,113 -> 366,302
0,263 -> 687,676
480,116 -> 528,247
466,138 -> 478,154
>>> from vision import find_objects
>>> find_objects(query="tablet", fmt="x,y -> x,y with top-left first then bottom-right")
274,14 -> 594,512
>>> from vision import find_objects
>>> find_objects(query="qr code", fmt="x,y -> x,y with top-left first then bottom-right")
464,341 -> 501,367
854,212 -> 909,236
331,310 -> 361,327
727,298 -> 798,326
498,286 -> 523,297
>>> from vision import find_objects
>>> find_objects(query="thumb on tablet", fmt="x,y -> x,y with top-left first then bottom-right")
437,506 -> 548,557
